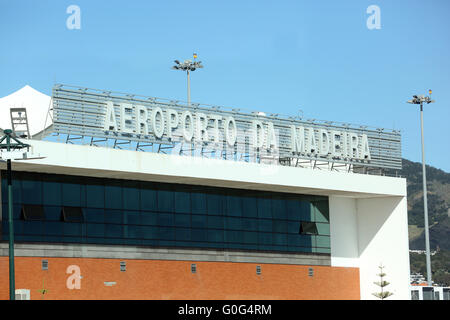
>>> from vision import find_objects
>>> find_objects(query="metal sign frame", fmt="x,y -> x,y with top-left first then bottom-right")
50,84 -> 402,172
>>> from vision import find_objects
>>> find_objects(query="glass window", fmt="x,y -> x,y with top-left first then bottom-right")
86,183 -> 104,208
191,192 -> 206,214
207,216 -> 223,229
243,231 -> 257,244
104,209 -> 122,224
141,211 -> 157,225
159,227 -> 175,240
258,219 -> 272,232
242,218 -> 258,231
174,191 -> 190,213
158,213 -> 174,227
124,211 -> 140,226
87,223 -> 104,238
271,197 -> 286,220
22,178 -> 42,205
207,193 -> 224,215
226,195 -> 242,217
157,189 -> 173,212
43,180 -> 61,206
2,171 -> 330,255
257,198 -> 272,219
123,181 -> 140,211
242,196 -> 257,218
224,230 -> 242,243
316,222 -> 330,236
62,182 -> 82,207
174,213 -> 190,228
207,229 -> 223,243
105,224 -> 123,239
191,228 -> 207,242
273,220 -> 287,233
85,208 -> 104,223
192,215 -> 206,229
140,187 -> 157,211
105,182 -> 122,209
314,200 -> 329,223
225,217 -> 242,230
175,228 -> 191,241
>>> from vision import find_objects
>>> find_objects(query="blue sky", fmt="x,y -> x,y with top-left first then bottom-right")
1,0 -> 449,171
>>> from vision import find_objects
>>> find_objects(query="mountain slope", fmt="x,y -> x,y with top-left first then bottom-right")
401,158 -> 450,250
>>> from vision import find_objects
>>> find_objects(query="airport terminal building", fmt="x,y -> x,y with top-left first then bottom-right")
0,85 -> 410,300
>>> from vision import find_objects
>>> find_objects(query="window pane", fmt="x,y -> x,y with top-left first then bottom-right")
140,187 -> 157,211
273,220 -> 287,233
157,189 -> 173,212
257,198 -> 272,219
62,183 -> 81,207
316,222 -> 330,236
174,213 -> 190,227
174,191 -> 190,213
271,197 -> 286,219
314,199 -> 330,222
207,216 -> 223,229
226,195 -> 242,217
158,213 -> 174,227
191,192 -> 206,214
192,215 -> 206,229
141,211 -> 157,225
22,178 -> 42,205
258,219 -> 272,232
85,208 -> 104,223
242,218 -> 258,231
105,182 -> 122,209
104,209 -> 122,224
87,223 -> 104,238
105,224 -> 123,239
43,180 -> 61,206
86,184 -> 104,208
225,217 -> 242,230
242,196 -> 257,217
191,228 -> 207,242
175,228 -> 191,241
124,211 -> 140,226
123,181 -> 140,210
207,193 -> 224,215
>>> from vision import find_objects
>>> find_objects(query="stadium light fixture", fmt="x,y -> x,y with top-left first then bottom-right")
172,53 -> 204,106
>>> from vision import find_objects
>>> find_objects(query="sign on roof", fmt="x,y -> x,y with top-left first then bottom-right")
52,84 -> 402,170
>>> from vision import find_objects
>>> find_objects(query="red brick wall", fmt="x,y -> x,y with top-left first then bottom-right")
0,257 -> 360,300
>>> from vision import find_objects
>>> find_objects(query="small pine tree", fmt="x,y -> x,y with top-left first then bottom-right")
372,264 -> 394,300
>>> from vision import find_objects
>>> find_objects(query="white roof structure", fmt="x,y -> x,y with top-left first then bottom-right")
0,85 -> 52,138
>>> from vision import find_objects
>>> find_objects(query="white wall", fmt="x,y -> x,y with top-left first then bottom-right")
330,195 -> 411,300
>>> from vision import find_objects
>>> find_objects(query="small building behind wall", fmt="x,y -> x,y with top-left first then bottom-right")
0,85 -> 410,300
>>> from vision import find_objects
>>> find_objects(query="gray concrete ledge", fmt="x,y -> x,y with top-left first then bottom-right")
0,242 -> 331,266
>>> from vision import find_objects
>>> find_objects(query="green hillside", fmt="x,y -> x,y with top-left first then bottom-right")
400,158 -> 450,286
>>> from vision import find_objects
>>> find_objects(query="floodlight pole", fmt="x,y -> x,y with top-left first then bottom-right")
419,100 -> 432,287
0,129 -> 30,300
407,92 -> 434,287
187,69 -> 191,106
172,54 -> 203,107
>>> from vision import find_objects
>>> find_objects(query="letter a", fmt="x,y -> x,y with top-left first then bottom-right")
366,5 -> 381,30
66,5 -> 81,30
66,265 -> 81,289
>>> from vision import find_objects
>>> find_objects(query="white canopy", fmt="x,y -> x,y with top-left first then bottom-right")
0,85 -> 52,137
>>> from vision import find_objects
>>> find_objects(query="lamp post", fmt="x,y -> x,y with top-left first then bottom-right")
407,90 -> 435,286
0,129 -> 31,300
172,53 -> 203,106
